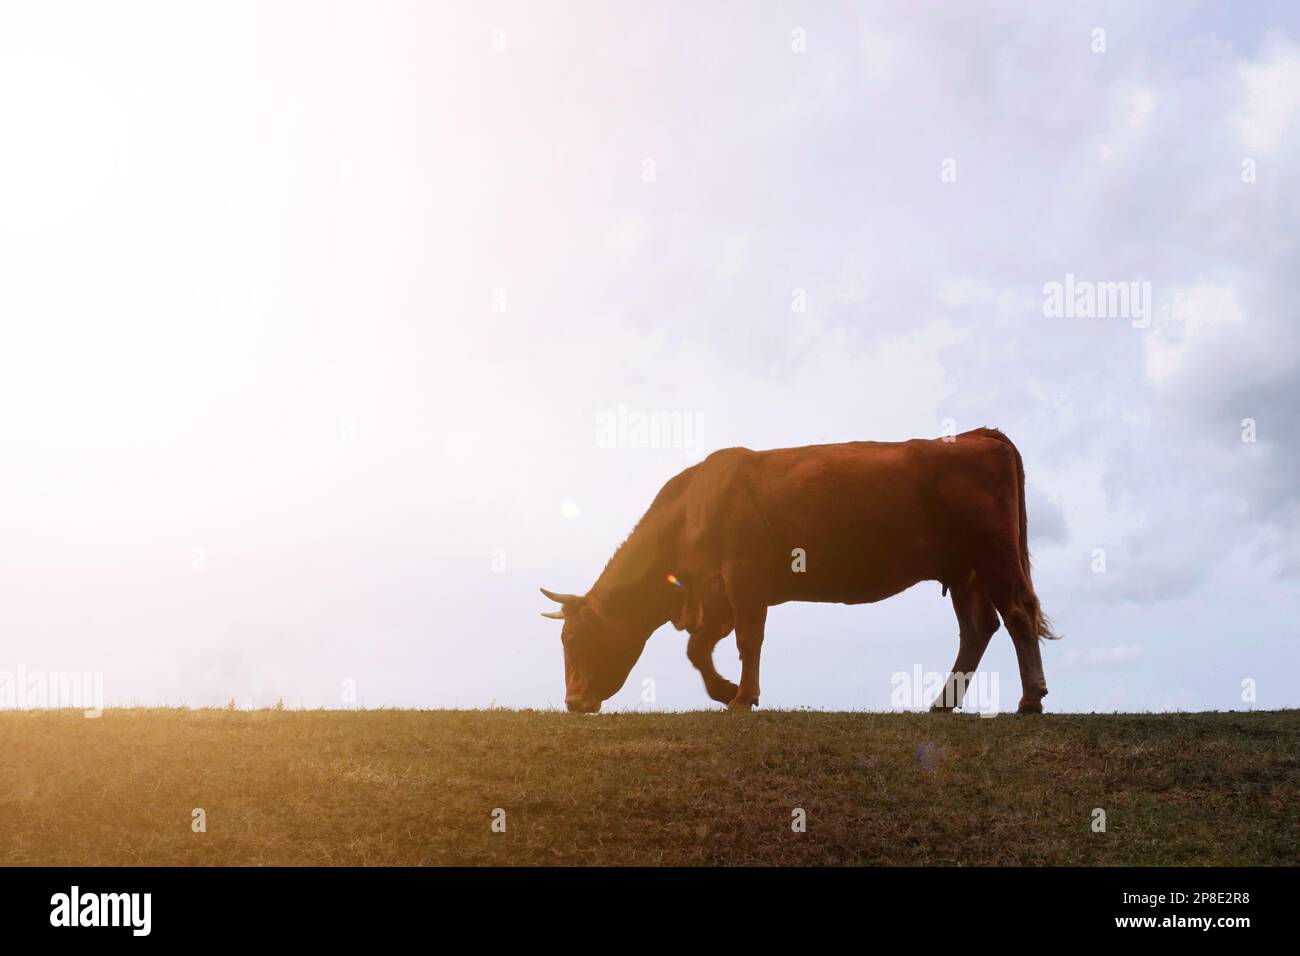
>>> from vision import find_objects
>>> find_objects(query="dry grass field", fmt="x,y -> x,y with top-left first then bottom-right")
1,708 -> 1296,866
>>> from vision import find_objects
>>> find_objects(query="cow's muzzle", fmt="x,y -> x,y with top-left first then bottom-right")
565,697 -> 601,714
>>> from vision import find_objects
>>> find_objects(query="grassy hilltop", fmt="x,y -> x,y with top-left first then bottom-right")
1,709 -> 1296,866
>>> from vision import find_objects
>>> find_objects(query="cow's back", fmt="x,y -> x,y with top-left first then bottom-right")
674,437 -> 1010,606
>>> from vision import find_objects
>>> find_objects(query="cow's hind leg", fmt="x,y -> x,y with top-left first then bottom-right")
974,551 -> 1049,714
687,627 -> 738,705
931,574 -> 1000,712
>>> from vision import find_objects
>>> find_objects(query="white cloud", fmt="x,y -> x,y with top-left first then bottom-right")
1097,87 -> 1158,162
1235,36 -> 1300,156
1144,283 -> 1245,386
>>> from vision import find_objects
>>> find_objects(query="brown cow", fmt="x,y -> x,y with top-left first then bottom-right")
541,428 -> 1056,714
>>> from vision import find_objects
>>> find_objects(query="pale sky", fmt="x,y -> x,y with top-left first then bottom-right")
1,1 -> 1297,713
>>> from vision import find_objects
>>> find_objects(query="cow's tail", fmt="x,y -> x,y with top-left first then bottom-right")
976,428 -> 1059,641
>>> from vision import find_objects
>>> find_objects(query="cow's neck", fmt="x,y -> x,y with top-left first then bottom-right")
588,510 -> 681,640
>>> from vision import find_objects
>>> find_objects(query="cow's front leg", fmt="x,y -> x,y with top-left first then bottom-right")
728,602 -> 767,710
687,629 -> 738,704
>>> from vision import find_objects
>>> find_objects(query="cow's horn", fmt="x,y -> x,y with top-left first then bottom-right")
540,587 -> 579,604
540,610 -> 565,620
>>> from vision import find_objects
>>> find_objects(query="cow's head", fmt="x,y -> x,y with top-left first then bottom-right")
540,588 -> 647,713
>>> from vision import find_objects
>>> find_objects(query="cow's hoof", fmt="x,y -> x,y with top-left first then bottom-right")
929,704 -> 956,714
1017,699 -> 1044,715
726,696 -> 757,711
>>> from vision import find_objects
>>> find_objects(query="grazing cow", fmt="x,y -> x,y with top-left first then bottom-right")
541,428 -> 1056,714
